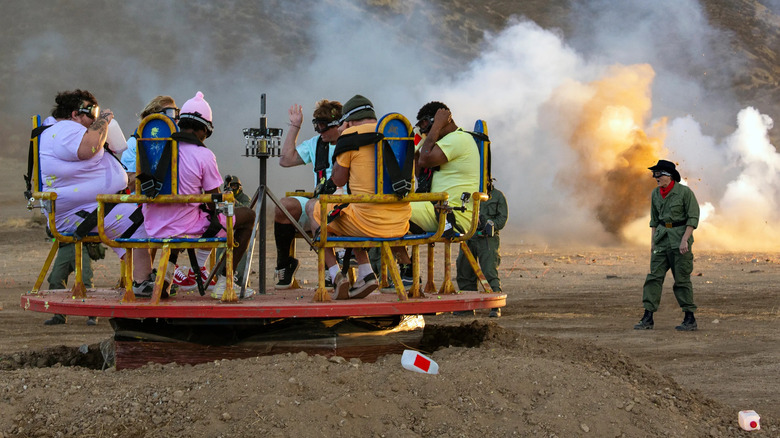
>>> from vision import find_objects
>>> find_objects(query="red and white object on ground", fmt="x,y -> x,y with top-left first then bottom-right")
401,350 -> 439,374
738,410 -> 761,431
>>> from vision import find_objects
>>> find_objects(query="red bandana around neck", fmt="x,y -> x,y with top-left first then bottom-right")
660,180 -> 675,199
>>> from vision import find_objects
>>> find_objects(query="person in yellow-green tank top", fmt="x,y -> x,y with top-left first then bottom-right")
410,101 -> 480,236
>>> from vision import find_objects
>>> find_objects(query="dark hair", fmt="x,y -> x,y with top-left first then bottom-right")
51,89 -> 97,119
177,117 -> 207,133
416,101 -> 449,122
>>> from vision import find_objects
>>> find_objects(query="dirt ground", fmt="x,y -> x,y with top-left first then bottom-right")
0,157 -> 777,437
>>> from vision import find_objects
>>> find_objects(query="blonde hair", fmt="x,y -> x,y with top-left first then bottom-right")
140,95 -> 176,119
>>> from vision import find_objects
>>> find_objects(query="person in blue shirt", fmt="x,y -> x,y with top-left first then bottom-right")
273,100 -> 342,289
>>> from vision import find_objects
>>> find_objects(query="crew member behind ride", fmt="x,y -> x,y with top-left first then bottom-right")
455,182 -> 508,317
306,95 -> 412,299
120,95 -> 179,190
38,89 -> 154,296
215,175 -> 252,287
140,91 -> 256,299
273,100 -> 342,289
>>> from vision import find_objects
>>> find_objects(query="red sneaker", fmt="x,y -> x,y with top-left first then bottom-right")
190,266 -> 217,290
172,265 -> 197,291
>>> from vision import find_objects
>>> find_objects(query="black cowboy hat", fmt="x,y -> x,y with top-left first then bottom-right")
648,159 -> 681,182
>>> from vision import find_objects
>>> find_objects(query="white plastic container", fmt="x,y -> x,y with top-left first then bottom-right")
401,349 -> 439,374
738,410 -> 761,431
106,118 -> 128,154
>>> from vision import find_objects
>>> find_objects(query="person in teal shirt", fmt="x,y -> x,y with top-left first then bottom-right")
635,160 -> 700,331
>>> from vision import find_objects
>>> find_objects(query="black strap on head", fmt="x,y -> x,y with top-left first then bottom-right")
338,105 -> 373,124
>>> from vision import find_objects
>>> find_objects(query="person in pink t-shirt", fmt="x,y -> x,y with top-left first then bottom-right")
141,92 -> 256,298
39,89 -> 155,297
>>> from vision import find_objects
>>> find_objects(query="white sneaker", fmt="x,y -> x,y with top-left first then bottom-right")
210,276 -> 255,300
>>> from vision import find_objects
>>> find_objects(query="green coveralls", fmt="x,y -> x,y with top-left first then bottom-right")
48,242 -> 94,290
48,242 -> 95,323
456,189 -> 508,292
641,182 -> 699,313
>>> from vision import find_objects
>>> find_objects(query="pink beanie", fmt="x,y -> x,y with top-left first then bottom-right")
179,91 -> 214,135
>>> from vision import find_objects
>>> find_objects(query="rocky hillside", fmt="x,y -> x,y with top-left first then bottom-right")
1,0 -> 778,157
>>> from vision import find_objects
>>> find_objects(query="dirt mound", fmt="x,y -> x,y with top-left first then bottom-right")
0,322 -> 757,437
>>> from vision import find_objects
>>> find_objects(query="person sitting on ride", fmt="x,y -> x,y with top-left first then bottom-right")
273,100 -> 342,290
140,91 -> 256,299
38,89 -> 155,296
120,95 -> 179,190
306,95 -> 412,300
410,101 -> 480,235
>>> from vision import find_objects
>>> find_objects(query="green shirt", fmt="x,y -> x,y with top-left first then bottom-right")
649,182 -> 699,248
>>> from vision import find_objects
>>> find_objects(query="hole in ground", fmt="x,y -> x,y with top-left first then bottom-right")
0,320 -> 512,370
0,339 -> 114,371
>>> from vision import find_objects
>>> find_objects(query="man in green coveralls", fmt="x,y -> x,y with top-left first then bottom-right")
218,175 -> 251,283
43,241 -> 98,326
634,160 -> 700,331
456,184 -> 508,317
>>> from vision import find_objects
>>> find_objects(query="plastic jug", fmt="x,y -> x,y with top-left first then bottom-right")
106,119 -> 128,154
738,410 -> 760,431
401,350 -> 438,374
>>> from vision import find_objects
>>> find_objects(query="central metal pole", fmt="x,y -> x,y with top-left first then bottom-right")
258,156 -> 267,293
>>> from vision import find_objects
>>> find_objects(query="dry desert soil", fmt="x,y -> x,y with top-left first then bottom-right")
0,158 -> 777,437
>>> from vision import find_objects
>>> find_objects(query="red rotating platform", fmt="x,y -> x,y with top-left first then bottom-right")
21,288 -> 506,319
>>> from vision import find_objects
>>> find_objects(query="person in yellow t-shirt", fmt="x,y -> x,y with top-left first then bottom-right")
410,101 -> 480,235
308,95 -> 411,300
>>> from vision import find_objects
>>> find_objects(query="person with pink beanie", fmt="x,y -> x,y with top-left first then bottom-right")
141,91 -> 256,299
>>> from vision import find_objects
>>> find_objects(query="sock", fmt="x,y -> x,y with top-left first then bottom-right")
274,222 -> 296,268
328,264 -> 340,280
358,263 -> 373,278
195,249 -> 211,272
165,261 -> 176,282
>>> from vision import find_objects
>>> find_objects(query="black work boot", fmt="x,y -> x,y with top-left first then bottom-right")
633,310 -> 654,330
675,311 -> 698,331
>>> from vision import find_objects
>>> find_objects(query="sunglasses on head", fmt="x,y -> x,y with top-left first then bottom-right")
312,118 -> 339,133
77,103 -> 100,120
161,107 -> 180,120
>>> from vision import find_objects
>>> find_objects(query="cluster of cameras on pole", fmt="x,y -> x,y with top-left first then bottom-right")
243,93 -> 283,158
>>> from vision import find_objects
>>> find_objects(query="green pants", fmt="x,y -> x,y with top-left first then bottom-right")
48,243 -> 94,289
641,246 -> 696,313
456,236 -> 501,292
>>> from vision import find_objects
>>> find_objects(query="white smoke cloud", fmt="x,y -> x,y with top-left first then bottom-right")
5,0 -> 779,249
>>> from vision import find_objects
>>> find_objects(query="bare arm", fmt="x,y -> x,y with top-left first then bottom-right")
679,226 -> 694,254
77,110 -> 113,160
417,108 -> 451,169
331,162 -> 349,187
279,104 -> 306,167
